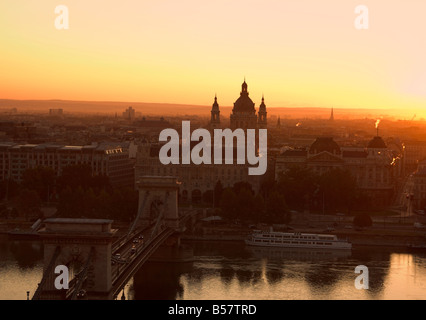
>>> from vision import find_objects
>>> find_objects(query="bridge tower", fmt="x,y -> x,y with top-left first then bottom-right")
35,219 -> 116,300
135,176 -> 181,230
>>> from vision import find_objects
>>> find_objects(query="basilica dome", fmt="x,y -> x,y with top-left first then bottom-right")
367,136 -> 387,149
309,137 -> 341,155
233,81 -> 255,113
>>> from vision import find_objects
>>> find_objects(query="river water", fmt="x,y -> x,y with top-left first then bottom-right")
1,236 -> 425,300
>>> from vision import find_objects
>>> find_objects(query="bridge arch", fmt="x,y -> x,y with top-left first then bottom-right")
135,176 -> 181,229
34,219 -> 115,300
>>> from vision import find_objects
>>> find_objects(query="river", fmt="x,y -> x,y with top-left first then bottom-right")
1,236 -> 425,300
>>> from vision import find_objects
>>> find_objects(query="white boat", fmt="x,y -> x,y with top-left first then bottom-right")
245,230 -> 352,250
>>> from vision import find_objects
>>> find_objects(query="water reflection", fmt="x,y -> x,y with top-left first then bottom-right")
0,236 -> 43,269
219,267 -> 235,285
8,241 -> 43,269
247,246 -> 351,262
1,237 -> 426,300
350,247 -> 391,297
0,236 -> 43,300
131,261 -> 193,300
304,264 -> 342,293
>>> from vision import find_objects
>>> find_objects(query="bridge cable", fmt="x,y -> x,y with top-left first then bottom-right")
32,246 -> 61,300
127,191 -> 150,238
69,247 -> 95,300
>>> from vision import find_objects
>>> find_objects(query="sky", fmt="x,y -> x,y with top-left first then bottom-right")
1,0 -> 426,113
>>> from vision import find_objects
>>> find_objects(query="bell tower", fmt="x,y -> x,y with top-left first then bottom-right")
210,94 -> 220,130
258,95 -> 267,129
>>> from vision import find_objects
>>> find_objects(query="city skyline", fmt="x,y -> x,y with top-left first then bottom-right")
1,1 -> 426,116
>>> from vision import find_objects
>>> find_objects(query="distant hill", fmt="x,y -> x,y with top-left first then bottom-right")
0,99 -> 414,120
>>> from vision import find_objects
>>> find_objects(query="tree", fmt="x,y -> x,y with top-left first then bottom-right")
235,188 -> 256,219
219,188 -> 238,219
353,213 -> 372,228
213,180 -> 223,207
203,190 -> 214,206
57,186 -> 86,218
22,167 -> 55,202
277,167 -> 318,211
265,191 -> 290,224
108,187 -> 139,221
252,194 -> 265,222
57,164 -> 111,193
0,179 -> 20,200
14,189 -> 42,220
233,181 -> 253,195
259,176 -> 276,200
318,168 -> 357,213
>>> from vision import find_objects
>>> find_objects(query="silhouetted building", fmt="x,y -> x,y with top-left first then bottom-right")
49,109 -> 63,117
134,117 -> 171,135
412,160 -> 426,210
230,80 -> 267,130
258,95 -> 267,129
275,136 -> 398,207
0,142 -> 134,187
210,95 -> 221,130
135,140 -> 261,203
123,106 -> 136,121
402,140 -> 426,175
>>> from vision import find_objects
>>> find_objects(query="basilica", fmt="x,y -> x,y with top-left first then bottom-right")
210,80 -> 267,130
135,80 -> 268,204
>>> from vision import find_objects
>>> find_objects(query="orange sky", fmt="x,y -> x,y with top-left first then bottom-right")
1,0 -> 426,113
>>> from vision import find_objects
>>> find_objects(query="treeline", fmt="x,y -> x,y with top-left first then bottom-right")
0,165 -> 138,221
213,181 -> 291,225
212,167 -> 371,224
272,167 -> 371,213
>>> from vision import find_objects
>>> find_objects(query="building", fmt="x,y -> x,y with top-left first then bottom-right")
275,136 -> 399,207
228,80 -> 267,130
258,96 -> 267,129
210,95 -> 220,130
0,142 -> 134,188
135,140 -> 262,203
412,160 -> 426,210
122,106 -> 136,121
49,109 -> 64,117
136,80 -> 269,203
402,140 -> 426,175
134,117 -> 171,135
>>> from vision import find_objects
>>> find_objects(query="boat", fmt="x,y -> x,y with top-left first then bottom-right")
407,243 -> 426,251
247,245 -> 352,261
245,230 -> 352,250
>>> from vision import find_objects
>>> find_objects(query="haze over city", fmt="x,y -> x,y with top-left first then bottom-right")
1,0 -> 426,118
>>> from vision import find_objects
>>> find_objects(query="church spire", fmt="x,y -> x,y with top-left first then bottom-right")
330,107 -> 334,121
258,95 -> 267,129
210,94 -> 220,129
241,78 -> 248,94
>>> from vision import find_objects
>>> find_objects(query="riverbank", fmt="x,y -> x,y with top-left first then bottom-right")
182,226 -> 426,248
3,217 -> 425,249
